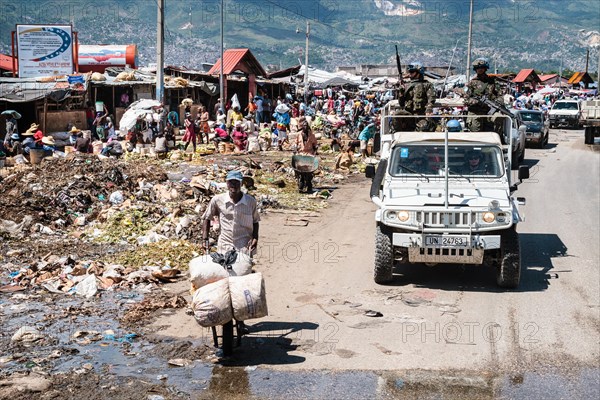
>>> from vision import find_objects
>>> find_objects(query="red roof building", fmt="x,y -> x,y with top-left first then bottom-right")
208,49 -> 267,105
512,69 -> 541,92
539,74 -> 569,87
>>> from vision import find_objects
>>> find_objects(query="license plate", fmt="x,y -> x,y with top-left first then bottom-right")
424,235 -> 469,248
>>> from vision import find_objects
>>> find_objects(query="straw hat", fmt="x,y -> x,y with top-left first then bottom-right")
24,123 -> 39,135
41,136 -> 56,146
69,126 -> 81,134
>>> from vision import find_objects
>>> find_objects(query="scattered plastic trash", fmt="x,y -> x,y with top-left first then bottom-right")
109,191 -> 124,205
168,358 -> 192,367
11,326 -> 44,343
365,310 -> 383,317
75,274 -> 98,298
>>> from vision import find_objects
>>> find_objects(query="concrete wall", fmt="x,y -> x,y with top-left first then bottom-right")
39,110 -> 86,133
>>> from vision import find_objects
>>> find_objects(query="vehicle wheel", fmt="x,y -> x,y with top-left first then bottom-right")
496,227 -> 521,288
374,225 -> 394,284
584,127 -> 594,145
221,320 -> 234,356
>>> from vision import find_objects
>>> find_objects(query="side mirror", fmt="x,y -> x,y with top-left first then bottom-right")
518,124 -> 527,135
365,164 -> 376,179
518,165 -> 530,180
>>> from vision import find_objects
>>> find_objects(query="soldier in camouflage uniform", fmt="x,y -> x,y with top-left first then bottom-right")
464,58 -> 501,132
393,62 -> 436,132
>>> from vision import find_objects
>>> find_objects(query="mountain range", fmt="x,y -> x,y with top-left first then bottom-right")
1,0 -> 599,75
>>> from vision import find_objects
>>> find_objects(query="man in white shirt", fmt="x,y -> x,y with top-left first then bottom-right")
201,170 -> 259,255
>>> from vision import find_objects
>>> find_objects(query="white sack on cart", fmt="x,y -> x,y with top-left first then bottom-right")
229,273 -> 268,321
191,278 -> 232,327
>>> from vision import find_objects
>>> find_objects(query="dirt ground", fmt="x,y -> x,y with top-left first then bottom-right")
0,147 -> 367,399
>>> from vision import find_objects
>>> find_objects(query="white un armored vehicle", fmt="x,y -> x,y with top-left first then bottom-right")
366,102 -> 529,288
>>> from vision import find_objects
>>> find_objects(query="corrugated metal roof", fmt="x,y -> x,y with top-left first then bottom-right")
207,49 -> 266,77
0,53 -> 17,72
512,69 -> 540,83
568,71 -> 593,84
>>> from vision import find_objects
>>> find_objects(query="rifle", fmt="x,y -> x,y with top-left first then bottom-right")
475,95 -> 513,117
395,45 -> 403,85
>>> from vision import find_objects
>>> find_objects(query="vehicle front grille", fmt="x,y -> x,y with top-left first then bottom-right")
417,211 -> 474,227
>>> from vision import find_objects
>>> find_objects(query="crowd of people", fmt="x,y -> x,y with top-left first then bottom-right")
2,56 -> 597,167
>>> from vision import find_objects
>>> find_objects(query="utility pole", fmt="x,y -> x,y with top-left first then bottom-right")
219,0 -> 224,112
156,0 -> 165,104
558,57 -> 563,89
304,21 -> 310,104
465,0 -> 473,83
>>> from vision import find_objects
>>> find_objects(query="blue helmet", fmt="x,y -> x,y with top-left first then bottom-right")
447,119 -> 462,132
407,61 -> 425,75
472,58 -> 489,71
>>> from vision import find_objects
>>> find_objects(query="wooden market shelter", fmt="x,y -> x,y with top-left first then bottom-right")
512,69 -> 541,92
208,49 -> 267,108
568,72 -> 594,89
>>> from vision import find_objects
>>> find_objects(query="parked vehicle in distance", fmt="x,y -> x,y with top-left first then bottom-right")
549,99 -> 581,129
513,109 -> 549,148
581,100 -> 600,145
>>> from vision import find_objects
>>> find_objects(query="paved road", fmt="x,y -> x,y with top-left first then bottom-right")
155,129 -> 599,397
248,128 -> 598,393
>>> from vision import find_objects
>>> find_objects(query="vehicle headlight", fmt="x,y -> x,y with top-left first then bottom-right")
398,210 -> 410,222
386,211 -> 397,220
482,212 -> 496,223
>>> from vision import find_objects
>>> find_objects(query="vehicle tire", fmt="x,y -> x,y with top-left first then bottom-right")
374,225 -> 394,284
496,227 -> 521,288
584,127 -> 594,145
221,320 -> 234,356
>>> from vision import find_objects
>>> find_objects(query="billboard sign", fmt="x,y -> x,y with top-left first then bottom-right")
17,24 -> 73,78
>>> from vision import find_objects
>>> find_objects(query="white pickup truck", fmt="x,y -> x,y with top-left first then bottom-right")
548,99 -> 581,129
581,100 -> 600,144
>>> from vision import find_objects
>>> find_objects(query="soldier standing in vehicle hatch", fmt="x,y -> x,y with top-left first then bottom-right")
464,58 -> 502,132
393,62 -> 436,132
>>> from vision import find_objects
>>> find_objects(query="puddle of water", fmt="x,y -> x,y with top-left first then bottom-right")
498,368 -> 600,399
2,292 -> 599,399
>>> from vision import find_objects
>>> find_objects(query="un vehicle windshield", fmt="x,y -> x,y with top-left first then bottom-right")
390,144 -> 504,178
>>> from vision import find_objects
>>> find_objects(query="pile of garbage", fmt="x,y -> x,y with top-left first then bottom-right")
0,253 -> 182,295
0,154 -> 170,230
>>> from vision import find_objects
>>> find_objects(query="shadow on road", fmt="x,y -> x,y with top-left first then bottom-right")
519,232 -> 569,292
218,321 -> 318,366
382,233 -> 568,293
520,158 -> 540,168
